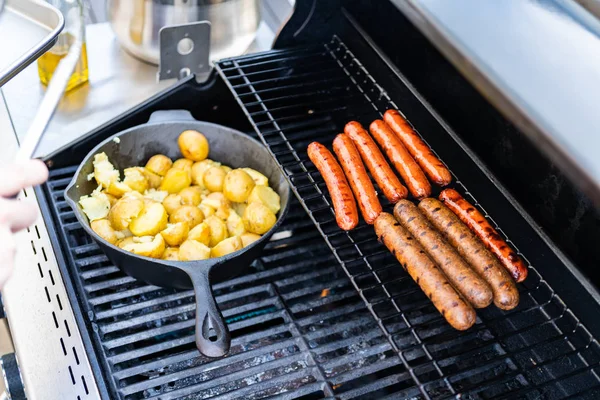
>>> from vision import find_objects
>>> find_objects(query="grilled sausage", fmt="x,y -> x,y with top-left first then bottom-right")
333,134 -> 382,224
370,120 -> 431,199
394,200 -> 493,308
384,110 -> 452,186
419,198 -> 519,310
375,212 -> 476,330
439,189 -> 528,283
307,142 -> 359,230
344,121 -> 408,203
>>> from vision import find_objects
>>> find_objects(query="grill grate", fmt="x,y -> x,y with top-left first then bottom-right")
45,165 -> 425,399
215,36 -> 600,399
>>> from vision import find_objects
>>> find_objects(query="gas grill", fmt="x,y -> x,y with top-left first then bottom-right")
3,1 -> 600,399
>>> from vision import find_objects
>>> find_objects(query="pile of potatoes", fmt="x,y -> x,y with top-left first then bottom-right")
78,130 -> 281,261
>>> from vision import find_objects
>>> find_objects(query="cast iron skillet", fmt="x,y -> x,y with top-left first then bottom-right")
64,110 -> 290,358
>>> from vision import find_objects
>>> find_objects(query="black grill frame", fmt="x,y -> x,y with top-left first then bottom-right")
32,16 -> 600,400
215,35 -> 600,399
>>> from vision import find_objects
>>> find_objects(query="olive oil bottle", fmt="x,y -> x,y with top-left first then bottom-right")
37,0 -> 88,92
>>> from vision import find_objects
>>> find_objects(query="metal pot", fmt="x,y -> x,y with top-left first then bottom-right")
107,0 -> 260,65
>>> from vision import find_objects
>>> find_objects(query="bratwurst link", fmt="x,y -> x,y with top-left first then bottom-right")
333,134 -> 382,224
307,142 -> 358,230
344,121 -> 408,203
439,189 -> 528,282
418,199 -> 519,310
369,120 -> 431,199
383,109 -> 452,186
375,212 -> 476,330
393,200 -> 493,308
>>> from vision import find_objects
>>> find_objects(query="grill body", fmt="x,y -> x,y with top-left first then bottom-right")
34,1 -> 600,399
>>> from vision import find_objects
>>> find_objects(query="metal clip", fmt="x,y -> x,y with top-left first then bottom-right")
158,21 -> 211,82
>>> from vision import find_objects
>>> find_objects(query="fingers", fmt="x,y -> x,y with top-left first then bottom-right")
0,225 -> 16,289
0,198 -> 39,233
0,159 -> 49,197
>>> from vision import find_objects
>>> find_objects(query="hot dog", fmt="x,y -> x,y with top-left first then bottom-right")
307,142 -> 358,230
419,198 -> 519,310
439,189 -> 528,282
344,121 -> 408,203
370,120 -> 431,199
394,200 -> 493,308
384,110 -> 452,186
333,134 -> 382,224
375,212 -> 476,330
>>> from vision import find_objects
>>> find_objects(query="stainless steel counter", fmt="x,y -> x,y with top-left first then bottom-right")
2,19 -> 277,158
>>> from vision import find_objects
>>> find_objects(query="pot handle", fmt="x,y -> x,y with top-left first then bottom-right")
148,110 -> 195,123
184,267 -> 230,357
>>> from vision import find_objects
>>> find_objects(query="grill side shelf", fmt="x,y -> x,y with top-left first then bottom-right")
216,35 -> 600,399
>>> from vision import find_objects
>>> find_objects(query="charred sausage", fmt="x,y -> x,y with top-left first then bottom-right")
384,110 -> 452,186
333,134 -> 382,224
394,200 -> 493,308
370,120 -> 431,199
344,121 -> 408,203
439,189 -> 528,283
307,142 -> 358,230
375,212 -> 476,330
418,198 -> 519,310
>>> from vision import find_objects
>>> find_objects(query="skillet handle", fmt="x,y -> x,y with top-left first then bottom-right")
185,267 -> 230,357
148,110 -> 195,123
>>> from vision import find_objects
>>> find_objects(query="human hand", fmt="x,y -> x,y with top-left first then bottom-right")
0,160 -> 49,289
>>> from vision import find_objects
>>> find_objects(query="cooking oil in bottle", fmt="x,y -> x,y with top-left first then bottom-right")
38,34 -> 89,91
37,0 -> 88,92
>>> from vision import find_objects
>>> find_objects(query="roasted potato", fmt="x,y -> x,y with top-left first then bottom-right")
124,167 -> 149,193
231,202 -> 247,217
240,232 -> 261,247
205,216 -> 228,247
145,154 -> 172,176
129,202 -> 168,236
203,166 -> 226,192
201,192 -> 230,220
201,192 -> 229,209
188,222 -> 211,246
172,158 -> 193,174
93,152 -> 119,188
243,202 -> 276,234
169,205 -> 204,228
242,168 -> 268,186
141,167 -> 163,189
160,222 -> 189,247
91,219 -> 118,244
179,186 -> 202,206
178,130 -> 209,162
162,247 -> 180,261
211,236 -> 242,258
248,185 -> 281,214
198,203 -> 216,219
223,169 -> 255,202
162,194 -> 183,215
191,159 -> 220,187
144,189 -> 168,203
104,192 -> 118,207
106,181 -> 132,198
226,211 -> 245,237
179,240 -> 211,261
79,193 -> 111,222
119,234 -> 165,258
160,168 -> 192,194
